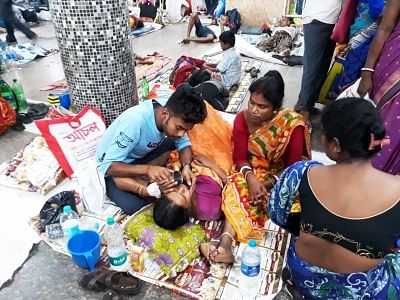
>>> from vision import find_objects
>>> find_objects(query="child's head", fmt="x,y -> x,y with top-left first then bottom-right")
279,16 -> 291,27
219,30 -> 235,50
220,14 -> 230,26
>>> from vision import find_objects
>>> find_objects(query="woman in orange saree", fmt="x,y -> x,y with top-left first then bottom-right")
201,71 -> 311,263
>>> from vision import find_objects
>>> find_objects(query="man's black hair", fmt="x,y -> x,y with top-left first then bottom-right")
248,70 -> 285,109
165,83 -> 207,124
188,69 -> 211,87
219,30 -> 235,47
321,98 -> 386,159
153,196 -> 189,230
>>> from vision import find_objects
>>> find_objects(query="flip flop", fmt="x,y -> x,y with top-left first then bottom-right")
78,270 -> 109,292
104,272 -> 142,296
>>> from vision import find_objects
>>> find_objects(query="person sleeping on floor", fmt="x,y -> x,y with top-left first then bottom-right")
182,11 -> 233,44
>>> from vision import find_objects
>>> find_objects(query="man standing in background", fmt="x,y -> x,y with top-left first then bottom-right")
295,0 -> 343,130
0,0 -> 38,44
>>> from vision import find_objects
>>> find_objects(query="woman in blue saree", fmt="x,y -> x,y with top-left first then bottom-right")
269,98 -> 400,299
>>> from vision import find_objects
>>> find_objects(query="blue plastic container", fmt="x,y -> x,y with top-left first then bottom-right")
67,230 -> 100,272
59,91 -> 71,110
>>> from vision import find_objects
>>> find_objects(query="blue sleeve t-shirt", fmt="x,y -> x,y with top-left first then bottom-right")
96,96 -> 191,175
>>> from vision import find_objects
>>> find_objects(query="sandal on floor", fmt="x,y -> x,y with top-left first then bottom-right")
102,290 -> 124,300
104,272 -> 142,296
78,270 -> 109,292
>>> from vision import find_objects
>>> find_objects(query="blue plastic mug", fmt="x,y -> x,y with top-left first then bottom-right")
67,230 -> 100,272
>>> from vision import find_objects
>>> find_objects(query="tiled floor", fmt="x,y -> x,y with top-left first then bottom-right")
0,19 -> 323,299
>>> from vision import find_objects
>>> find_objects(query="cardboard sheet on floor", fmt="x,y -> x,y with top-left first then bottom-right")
0,179 -> 73,287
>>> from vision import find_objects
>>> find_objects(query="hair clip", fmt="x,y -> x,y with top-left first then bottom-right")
368,133 -> 390,151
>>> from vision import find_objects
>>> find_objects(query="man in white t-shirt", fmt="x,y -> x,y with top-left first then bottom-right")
295,0 -> 343,130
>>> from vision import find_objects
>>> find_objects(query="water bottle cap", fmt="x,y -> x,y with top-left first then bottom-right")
13,79 -> 17,83
63,205 -> 72,213
248,239 -> 256,247
107,217 -> 115,225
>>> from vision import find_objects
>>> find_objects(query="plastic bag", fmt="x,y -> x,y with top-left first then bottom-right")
72,159 -> 105,214
39,191 -> 77,228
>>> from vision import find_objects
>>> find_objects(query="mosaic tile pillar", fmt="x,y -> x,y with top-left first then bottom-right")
49,0 -> 137,125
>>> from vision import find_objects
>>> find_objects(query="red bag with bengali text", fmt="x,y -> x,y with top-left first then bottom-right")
35,106 -> 106,177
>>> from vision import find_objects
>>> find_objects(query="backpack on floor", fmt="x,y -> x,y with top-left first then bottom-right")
226,8 -> 241,33
194,80 -> 229,112
0,96 -> 16,135
21,8 -> 39,23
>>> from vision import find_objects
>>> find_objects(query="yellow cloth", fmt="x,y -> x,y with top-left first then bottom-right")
222,108 -> 311,243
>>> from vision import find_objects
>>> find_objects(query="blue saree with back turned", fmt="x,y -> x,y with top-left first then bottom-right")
269,160 -> 400,299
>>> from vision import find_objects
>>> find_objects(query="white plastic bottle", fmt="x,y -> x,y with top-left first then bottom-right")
239,239 -> 261,299
104,216 -> 128,271
59,205 -> 80,240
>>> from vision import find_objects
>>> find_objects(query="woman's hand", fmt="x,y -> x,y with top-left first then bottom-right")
147,165 -> 173,182
157,179 -> 178,194
247,173 -> 268,206
357,72 -> 373,98
182,164 -> 196,187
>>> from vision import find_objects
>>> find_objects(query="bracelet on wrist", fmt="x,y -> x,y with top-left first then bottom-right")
244,170 -> 254,181
239,165 -> 252,174
266,176 -> 275,187
181,162 -> 192,171
361,67 -> 374,73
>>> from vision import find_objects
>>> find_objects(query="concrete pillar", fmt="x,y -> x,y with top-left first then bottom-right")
49,0 -> 137,125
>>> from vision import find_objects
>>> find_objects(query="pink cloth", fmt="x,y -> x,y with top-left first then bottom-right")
195,175 -> 222,221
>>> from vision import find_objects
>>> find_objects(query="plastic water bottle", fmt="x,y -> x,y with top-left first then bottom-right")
104,216 -> 128,271
59,205 -> 80,240
239,239 -> 261,298
141,76 -> 149,100
12,79 -> 28,113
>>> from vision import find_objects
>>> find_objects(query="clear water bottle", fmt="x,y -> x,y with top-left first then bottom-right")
12,79 -> 28,113
104,216 -> 128,271
59,205 -> 80,240
239,239 -> 261,298
141,76 -> 149,100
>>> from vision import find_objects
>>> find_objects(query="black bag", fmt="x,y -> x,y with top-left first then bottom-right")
226,8 -> 241,33
39,191 -> 77,228
21,9 -> 39,23
194,80 -> 229,112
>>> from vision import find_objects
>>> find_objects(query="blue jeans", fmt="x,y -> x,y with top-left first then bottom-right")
105,138 -> 175,215
0,2 -> 36,43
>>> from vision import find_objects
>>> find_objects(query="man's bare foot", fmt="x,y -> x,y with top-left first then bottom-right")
182,38 -> 190,44
210,244 -> 235,264
200,239 -> 220,262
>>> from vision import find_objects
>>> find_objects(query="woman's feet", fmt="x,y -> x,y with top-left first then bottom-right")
200,233 -> 235,264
